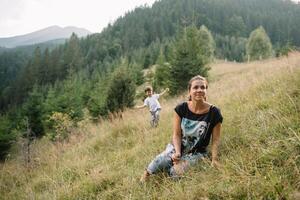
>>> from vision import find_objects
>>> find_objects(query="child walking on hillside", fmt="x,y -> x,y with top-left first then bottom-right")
135,86 -> 169,127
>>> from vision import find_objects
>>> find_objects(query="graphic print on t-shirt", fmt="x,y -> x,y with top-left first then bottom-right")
181,118 -> 208,153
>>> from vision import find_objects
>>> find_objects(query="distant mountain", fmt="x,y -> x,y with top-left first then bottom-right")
0,26 -> 92,48
0,38 -> 67,56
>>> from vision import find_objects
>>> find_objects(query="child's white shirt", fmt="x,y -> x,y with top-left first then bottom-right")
144,94 -> 161,112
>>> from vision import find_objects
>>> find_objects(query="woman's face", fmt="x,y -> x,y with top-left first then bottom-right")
189,80 -> 207,101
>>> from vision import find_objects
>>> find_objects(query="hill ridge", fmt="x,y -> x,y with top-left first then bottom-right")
0,26 -> 91,48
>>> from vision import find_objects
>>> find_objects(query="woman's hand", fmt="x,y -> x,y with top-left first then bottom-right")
171,152 -> 181,164
173,160 -> 189,175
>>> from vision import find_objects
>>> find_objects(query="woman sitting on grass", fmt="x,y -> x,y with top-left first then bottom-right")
141,75 -> 223,181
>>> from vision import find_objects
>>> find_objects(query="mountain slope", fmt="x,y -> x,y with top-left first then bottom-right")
1,52 -> 299,199
0,26 -> 91,48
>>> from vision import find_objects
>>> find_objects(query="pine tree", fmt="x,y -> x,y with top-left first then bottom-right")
87,72 -> 110,118
22,85 -> 44,137
32,47 -> 42,81
169,25 -> 210,94
40,48 -> 51,84
128,61 -> 144,86
43,72 -> 85,123
153,49 -> 171,90
0,115 -> 16,160
143,53 -> 151,69
64,33 -> 84,72
198,25 -> 216,64
106,67 -> 136,113
225,15 -> 247,37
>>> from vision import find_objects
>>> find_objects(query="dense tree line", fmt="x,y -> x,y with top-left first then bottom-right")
0,0 -> 299,159
2,0 -> 299,105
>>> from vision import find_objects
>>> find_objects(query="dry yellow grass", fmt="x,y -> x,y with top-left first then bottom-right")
1,52 -> 300,199
209,51 -> 299,102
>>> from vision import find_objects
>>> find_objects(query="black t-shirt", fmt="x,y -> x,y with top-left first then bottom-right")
174,102 -> 223,154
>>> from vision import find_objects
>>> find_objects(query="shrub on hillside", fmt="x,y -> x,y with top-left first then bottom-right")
246,26 -> 273,61
46,112 -> 73,142
106,67 -> 136,113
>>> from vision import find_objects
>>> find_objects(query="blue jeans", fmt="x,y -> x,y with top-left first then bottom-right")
146,144 -> 207,177
150,108 -> 161,127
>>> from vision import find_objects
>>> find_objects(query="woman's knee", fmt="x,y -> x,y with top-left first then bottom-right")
147,153 -> 172,174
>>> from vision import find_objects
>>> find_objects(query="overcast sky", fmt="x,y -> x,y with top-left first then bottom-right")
1,0 -> 299,38
0,0 -> 157,37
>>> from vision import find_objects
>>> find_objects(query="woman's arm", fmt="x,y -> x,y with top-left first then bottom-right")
172,112 -> 182,163
211,123 -> 222,167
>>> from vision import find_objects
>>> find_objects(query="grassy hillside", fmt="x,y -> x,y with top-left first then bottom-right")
1,52 -> 300,199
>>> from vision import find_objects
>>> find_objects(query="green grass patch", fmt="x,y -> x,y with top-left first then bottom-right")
1,65 -> 299,199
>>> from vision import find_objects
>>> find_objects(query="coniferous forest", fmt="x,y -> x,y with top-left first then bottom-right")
0,0 -> 300,159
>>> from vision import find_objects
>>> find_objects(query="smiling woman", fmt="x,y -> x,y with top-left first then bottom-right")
188,76 -> 208,101
140,75 -> 223,182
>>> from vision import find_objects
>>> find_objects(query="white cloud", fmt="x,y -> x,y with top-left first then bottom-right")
0,0 -> 156,37
0,0 -> 26,23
